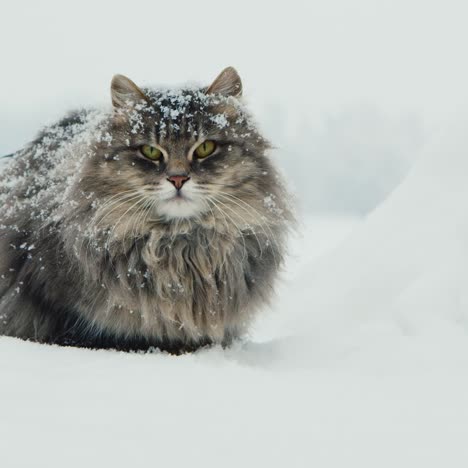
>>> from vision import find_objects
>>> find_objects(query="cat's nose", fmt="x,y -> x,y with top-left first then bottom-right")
167,175 -> 190,190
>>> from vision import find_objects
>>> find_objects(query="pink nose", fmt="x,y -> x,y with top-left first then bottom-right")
167,175 -> 190,190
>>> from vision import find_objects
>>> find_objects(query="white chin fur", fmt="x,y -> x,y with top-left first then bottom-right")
158,197 -> 207,219
156,180 -> 207,220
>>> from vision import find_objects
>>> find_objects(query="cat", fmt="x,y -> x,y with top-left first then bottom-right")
0,67 -> 293,353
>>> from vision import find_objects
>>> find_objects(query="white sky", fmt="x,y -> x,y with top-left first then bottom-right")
1,0 -> 467,212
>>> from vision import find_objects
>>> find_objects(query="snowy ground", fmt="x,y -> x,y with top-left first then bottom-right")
2,202 -> 468,467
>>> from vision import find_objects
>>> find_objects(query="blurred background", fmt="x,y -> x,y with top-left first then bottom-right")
1,0 -> 467,215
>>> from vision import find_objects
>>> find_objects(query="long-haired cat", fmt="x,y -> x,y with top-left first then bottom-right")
0,67 -> 292,352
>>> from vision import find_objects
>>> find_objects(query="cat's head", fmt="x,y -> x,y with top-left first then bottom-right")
83,67 -> 289,237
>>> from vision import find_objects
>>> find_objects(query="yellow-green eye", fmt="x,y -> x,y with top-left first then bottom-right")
195,140 -> 216,159
140,145 -> 162,160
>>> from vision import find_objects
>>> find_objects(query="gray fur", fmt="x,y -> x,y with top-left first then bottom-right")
0,68 -> 293,352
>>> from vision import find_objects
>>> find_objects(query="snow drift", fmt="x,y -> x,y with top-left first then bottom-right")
254,113 -> 468,377
286,114 -> 468,350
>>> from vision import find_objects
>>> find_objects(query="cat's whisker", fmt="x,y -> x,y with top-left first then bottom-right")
203,198 -> 219,245
197,186 -> 279,262
108,196 -> 148,245
131,200 -> 152,239
207,194 -> 263,257
130,196 -> 156,240
208,190 -> 280,262
212,194 -> 266,257
203,199 -> 230,271
207,194 -> 263,260
205,197 -> 247,265
198,187 -> 280,262
100,196 -> 145,237
78,192 -> 143,258
205,197 -> 229,235
93,191 -> 143,227
97,188 -> 142,206
205,198 -> 231,271
123,195 -> 149,238
202,187 -> 274,229
80,191 -> 142,251
117,197 -> 154,260
90,191 -> 142,224
142,198 -> 159,232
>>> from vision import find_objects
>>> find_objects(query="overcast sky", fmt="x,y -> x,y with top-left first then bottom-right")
2,0 -> 467,213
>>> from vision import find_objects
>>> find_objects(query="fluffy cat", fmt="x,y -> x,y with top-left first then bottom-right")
0,67 -> 293,352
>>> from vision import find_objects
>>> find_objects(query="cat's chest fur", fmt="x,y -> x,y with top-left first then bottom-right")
80,224 -> 255,344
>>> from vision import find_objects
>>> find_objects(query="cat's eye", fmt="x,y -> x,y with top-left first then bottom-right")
140,145 -> 162,160
195,140 -> 217,159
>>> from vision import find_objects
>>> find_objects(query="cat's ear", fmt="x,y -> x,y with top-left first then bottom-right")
206,67 -> 242,98
111,74 -> 148,109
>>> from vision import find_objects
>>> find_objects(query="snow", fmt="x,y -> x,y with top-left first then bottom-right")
2,113 -> 468,466
2,1 -> 468,463
3,336 -> 466,468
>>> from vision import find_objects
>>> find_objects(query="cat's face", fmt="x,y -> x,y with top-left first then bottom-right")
83,68 -> 281,237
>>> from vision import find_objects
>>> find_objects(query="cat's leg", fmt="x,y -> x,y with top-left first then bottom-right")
0,289 -> 70,344
0,229 -> 79,344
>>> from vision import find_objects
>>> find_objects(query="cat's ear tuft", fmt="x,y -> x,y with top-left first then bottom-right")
111,74 -> 147,109
206,67 -> 242,98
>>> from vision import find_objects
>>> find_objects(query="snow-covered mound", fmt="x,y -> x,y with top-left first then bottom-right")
269,115 -> 468,368
2,116 -> 468,467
